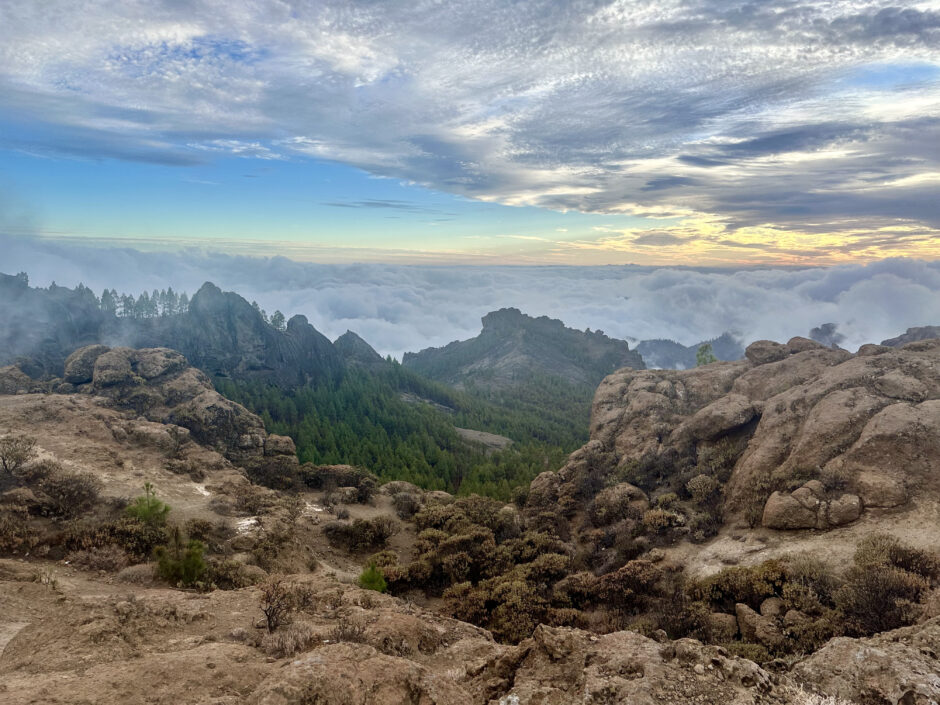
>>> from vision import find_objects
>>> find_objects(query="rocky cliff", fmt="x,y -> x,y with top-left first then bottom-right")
402,307 -> 645,389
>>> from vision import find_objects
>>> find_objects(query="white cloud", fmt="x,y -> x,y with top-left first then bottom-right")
4,235 -> 938,359
0,1 -> 939,239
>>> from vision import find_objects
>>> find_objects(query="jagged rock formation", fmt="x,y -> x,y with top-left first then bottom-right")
882,325 -> 940,347
402,307 -> 645,389
636,332 -> 744,370
334,330 -> 387,371
540,336 -> 940,532
0,276 -> 343,386
59,344 -> 270,460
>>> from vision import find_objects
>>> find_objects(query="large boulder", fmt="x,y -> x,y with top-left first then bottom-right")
92,348 -> 136,387
792,618 -> 940,704
0,365 -> 35,395
735,603 -> 784,650
63,344 -> 110,384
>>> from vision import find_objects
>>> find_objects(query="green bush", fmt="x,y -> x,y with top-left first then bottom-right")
323,517 -> 399,552
689,559 -> 787,611
125,482 -> 170,526
155,526 -> 207,587
358,562 -> 388,593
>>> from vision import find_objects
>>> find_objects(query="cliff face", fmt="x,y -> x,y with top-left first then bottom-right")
530,336 -> 940,547
402,307 -> 645,390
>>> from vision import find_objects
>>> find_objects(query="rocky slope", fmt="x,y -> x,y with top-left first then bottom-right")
531,336 -> 940,573
403,307 -> 645,390
882,325 -> 940,347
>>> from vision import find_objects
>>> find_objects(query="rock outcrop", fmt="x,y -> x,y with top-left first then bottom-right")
55,345 -> 267,459
792,617 -> 940,704
548,336 -> 940,531
334,330 -> 387,371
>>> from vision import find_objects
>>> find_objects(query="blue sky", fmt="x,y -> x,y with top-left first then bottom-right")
1,1 -> 939,265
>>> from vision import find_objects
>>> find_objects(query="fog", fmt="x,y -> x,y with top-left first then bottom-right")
3,235 -> 938,359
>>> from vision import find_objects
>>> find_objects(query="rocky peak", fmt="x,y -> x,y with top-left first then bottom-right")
334,330 -> 386,371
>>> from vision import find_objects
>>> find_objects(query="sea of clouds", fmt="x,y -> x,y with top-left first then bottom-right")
3,235 -> 939,360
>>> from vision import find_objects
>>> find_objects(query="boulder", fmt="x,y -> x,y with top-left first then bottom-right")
827,494 -> 861,526
745,340 -> 789,365
264,434 -> 296,457
759,597 -> 785,619
792,618 -> 940,704
707,612 -> 739,641
92,348 -> 136,387
786,337 -> 825,353
854,470 -> 907,508
783,610 -> 810,629
685,394 -> 761,441
0,365 -> 34,395
64,344 -> 110,384
762,491 -> 817,530
135,348 -> 187,380
735,603 -> 784,650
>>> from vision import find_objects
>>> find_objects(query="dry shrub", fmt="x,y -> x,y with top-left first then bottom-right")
39,469 -> 101,518
391,491 -> 421,519
261,620 -> 318,657
688,559 -> 788,611
0,435 -> 37,475
67,544 -> 129,572
328,617 -> 367,644
323,516 -> 399,553
0,507 -> 38,554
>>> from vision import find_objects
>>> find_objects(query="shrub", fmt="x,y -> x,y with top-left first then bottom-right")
184,518 -> 215,544
329,617 -> 366,644
686,474 -> 720,506
260,577 -> 295,633
391,492 -> 421,519
155,526 -> 208,587
39,469 -> 101,518
66,544 -> 129,572
125,483 -> 170,526
0,507 -> 38,554
207,559 -> 263,590
0,435 -> 37,475
358,562 -> 388,593
689,559 -> 787,611
63,516 -> 167,561
323,517 -> 399,552
261,620 -> 318,657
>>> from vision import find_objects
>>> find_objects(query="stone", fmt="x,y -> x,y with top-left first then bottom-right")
707,612 -> 739,641
0,365 -> 35,395
761,492 -> 817,530
786,337 -> 826,353
92,348 -> 136,387
64,344 -> 110,384
744,340 -> 789,365
264,434 -> 296,457
827,494 -> 861,526
759,598 -> 785,619
135,348 -> 187,379
855,471 -> 907,508
735,603 -> 784,650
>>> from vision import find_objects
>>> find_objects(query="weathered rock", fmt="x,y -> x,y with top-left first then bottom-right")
786,337 -> 826,353
684,394 -> 762,441
92,348 -> 136,387
759,597 -> 785,619
707,612 -> 739,641
736,603 -> 784,650
0,365 -> 34,394
134,347 -> 187,380
745,340 -> 789,365
793,617 -> 940,704
264,434 -> 296,457
826,494 -> 861,526
762,492 -> 817,530
63,344 -> 110,384
783,610 -> 810,629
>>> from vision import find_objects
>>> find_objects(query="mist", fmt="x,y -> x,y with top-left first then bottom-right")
3,235 -> 938,359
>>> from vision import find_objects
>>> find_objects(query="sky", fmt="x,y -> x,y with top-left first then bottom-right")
1,0 -> 940,265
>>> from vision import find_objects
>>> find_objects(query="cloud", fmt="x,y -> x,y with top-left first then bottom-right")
1,0 -> 939,255
3,235 -> 939,360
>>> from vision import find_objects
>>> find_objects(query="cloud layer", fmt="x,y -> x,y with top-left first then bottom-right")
2,1 -> 940,259
4,235 -> 939,360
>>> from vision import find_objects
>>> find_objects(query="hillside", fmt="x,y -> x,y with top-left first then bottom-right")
0,274 -> 343,386
403,307 -> 645,389
2,342 -> 939,704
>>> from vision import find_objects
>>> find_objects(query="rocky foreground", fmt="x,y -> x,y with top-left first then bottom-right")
1,339 -> 940,703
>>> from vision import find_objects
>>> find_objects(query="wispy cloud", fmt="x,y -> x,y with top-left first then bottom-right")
0,1 -> 938,259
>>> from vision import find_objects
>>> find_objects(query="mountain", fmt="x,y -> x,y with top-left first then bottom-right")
402,307 -> 645,389
635,332 -> 744,369
881,325 -> 940,347
334,330 -> 388,371
0,275 -> 343,386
